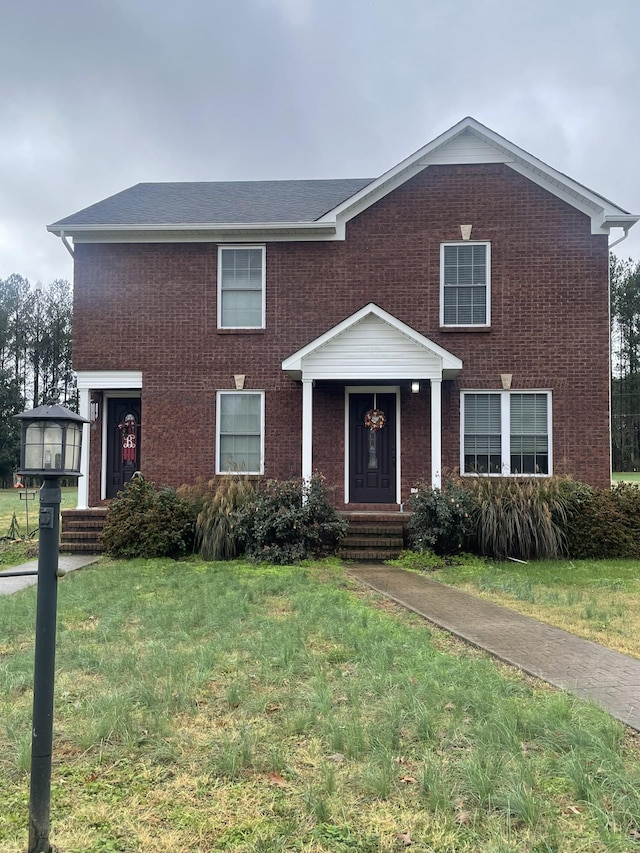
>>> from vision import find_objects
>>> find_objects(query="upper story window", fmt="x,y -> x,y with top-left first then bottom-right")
462,390 -> 551,476
216,390 -> 264,474
441,242 -> 490,327
218,246 -> 265,329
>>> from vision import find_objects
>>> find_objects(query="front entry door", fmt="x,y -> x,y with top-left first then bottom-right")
349,392 -> 396,503
106,398 -> 141,499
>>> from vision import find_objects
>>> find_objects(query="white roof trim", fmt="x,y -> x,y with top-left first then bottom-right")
281,303 -> 463,381
48,221 -> 339,243
318,117 -> 637,237
75,370 -> 143,390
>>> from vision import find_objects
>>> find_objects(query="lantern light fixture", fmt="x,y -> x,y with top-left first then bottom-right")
15,404 -> 88,477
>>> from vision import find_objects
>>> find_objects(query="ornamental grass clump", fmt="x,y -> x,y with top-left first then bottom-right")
465,476 -> 585,561
194,475 -> 255,561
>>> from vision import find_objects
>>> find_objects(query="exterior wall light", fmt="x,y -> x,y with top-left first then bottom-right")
411,381 -> 420,394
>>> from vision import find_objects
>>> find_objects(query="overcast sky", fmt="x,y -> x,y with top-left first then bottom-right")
1,0 -> 639,286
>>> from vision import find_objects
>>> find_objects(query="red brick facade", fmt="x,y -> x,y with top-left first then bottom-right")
73,163 -> 611,505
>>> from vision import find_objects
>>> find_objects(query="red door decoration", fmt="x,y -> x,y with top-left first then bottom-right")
118,413 -> 139,463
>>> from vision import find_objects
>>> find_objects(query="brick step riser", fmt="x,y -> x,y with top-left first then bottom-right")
63,520 -> 107,530
339,549 -> 402,561
59,542 -> 104,554
342,537 -> 404,548
345,525 -> 405,535
61,531 -> 104,542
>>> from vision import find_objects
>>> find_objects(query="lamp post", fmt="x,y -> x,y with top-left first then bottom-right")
15,404 -> 87,853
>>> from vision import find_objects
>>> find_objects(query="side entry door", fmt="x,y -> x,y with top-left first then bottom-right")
106,398 -> 141,499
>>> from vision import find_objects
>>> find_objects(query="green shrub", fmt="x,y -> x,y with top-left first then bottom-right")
567,483 -> 640,558
407,480 -> 475,555
195,476 -> 255,561
464,476 -> 584,561
102,477 -> 197,559
234,475 -> 347,564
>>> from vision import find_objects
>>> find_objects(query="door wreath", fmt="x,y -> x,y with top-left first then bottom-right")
364,409 -> 386,431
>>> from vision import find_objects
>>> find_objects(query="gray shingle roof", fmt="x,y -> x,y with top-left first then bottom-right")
50,179 -> 373,227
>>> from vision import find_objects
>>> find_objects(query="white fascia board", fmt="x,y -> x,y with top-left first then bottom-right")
47,221 -> 339,243
75,370 -> 143,390
282,303 -> 463,378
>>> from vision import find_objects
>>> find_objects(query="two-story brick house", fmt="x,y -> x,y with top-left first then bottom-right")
48,117 -> 638,513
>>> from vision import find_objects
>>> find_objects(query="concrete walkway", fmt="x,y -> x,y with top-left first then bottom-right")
0,554 -> 100,595
348,563 -> 640,732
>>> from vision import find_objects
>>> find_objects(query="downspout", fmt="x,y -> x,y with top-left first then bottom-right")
59,229 -> 74,258
609,227 -> 630,251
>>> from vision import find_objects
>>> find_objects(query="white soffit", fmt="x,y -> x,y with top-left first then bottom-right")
282,303 -> 463,381
75,370 -> 143,390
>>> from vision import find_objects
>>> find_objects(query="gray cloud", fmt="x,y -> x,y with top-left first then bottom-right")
1,0 -> 639,285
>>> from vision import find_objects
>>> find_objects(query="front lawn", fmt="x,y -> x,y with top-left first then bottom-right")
434,557 -> 640,660
1,559 -> 640,852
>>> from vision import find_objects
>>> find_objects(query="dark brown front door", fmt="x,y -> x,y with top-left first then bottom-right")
106,398 -> 141,499
349,392 -> 396,503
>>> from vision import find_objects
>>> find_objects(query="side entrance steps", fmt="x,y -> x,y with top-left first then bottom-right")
60,508 -> 107,554
338,507 -> 409,561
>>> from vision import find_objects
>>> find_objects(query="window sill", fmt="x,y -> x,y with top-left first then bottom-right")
440,325 -> 491,333
217,328 -> 266,335
460,473 -> 552,478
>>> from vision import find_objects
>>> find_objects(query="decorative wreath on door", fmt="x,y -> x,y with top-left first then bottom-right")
364,409 -> 386,431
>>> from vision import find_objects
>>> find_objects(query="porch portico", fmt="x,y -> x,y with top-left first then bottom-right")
282,304 -> 463,501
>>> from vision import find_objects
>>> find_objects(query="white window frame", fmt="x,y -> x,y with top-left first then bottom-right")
217,245 -> 266,330
460,390 -> 552,477
216,390 -> 265,475
440,241 -> 491,327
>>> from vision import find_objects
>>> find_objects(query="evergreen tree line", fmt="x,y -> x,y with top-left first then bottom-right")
611,254 -> 640,471
0,274 -> 75,487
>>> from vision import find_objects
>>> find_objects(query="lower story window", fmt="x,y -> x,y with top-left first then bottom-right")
462,391 -> 551,476
216,390 -> 264,474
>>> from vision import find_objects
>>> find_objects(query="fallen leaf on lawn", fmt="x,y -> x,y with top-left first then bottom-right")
563,805 -> 582,815
267,771 -> 288,788
327,752 -> 345,763
455,810 -> 473,825
400,775 -> 417,784
395,830 -> 412,846
265,703 -> 281,713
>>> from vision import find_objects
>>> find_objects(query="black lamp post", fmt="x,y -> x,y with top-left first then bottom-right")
15,404 -> 87,853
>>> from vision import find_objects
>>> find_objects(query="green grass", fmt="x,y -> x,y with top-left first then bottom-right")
0,486 -> 77,535
2,558 -> 640,852
612,471 -> 640,483
0,487 -> 78,568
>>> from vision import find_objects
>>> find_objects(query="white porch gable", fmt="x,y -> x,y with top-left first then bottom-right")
282,304 -> 462,492
282,303 -> 462,381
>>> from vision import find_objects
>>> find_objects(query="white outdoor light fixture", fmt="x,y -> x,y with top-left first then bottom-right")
411,381 -> 420,394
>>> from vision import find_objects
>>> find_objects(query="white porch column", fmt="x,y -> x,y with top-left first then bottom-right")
301,379 -> 313,482
430,378 -> 442,489
77,388 -> 90,509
